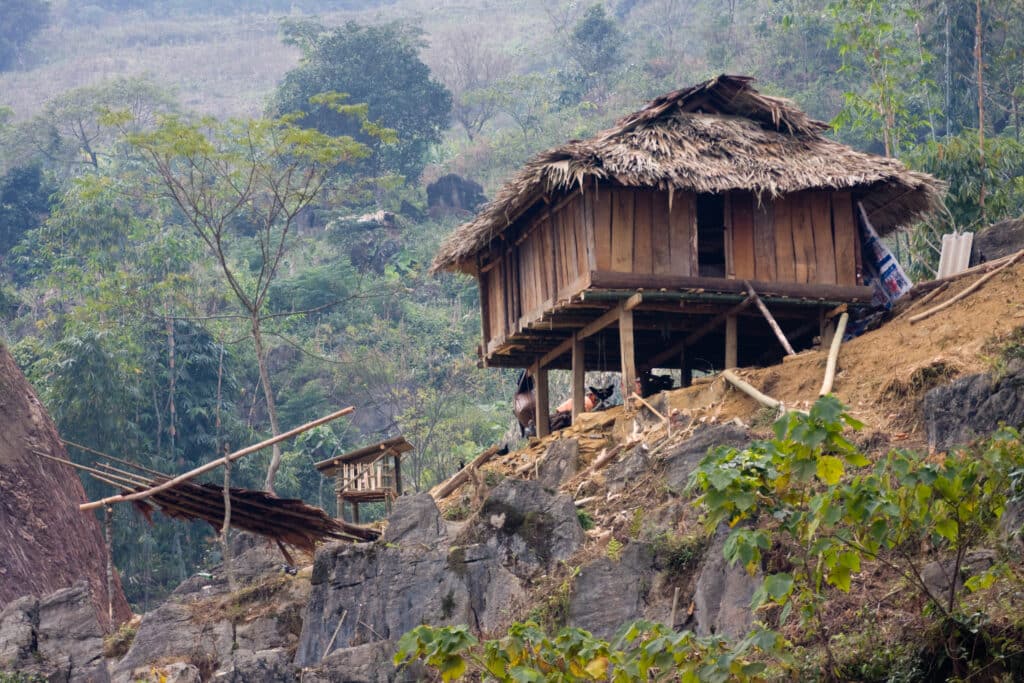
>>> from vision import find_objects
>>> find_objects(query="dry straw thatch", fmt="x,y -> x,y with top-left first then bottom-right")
433,75 -> 944,274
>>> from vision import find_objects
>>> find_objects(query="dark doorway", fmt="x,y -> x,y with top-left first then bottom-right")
696,194 -> 726,277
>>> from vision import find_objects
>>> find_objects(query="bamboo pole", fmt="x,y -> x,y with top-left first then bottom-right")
721,370 -> 782,411
909,250 -> 1024,325
81,406 -> 355,511
630,392 -> 668,422
744,282 -> 795,356
819,312 -> 849,396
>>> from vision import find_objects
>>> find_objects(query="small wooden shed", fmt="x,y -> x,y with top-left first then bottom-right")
432,75 -> 943,436
314,436 -> 412,523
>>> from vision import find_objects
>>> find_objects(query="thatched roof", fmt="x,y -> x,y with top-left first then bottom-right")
433,75 -> 944,273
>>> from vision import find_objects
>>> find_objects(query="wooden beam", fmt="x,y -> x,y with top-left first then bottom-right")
429,444 -> 503,500
744,282 -> 796,356
642,295 -> 754,369
534,363 -> 550,437
619,308 -> 637,401
538,293 -> 643,367
572,334 -> 585,421
725,315 -> 738,369
588,270 -> 875,302
819,312 -> 850,396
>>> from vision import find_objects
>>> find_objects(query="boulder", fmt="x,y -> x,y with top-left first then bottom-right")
921,550 -> 999,602
922,363 -> 1024,451
568,543 -> 655,640
426,174 -> 485,214
971,218 -> 1024,265
213,648 -> 297,682
605,447 -> 650,494
468,479 -> 585,572
691,527 -> 759,639
538,439 -> 579,489
382,494 -> 446,547
663,424 -> 750,492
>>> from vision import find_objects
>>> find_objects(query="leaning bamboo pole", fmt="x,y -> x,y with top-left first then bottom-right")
819,312 -> 850,396
909,249 -> 1024,325
80,406 -> 355,511
429,444 -> 504,500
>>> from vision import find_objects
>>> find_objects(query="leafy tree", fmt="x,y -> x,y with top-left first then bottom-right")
0,165 -> 53,265
435,27 -> 512,142
829,0 -> 936,156
273,20 -> 452,180
568,5 -> 624,77
0,0 -> 49,72
127,112 -> 372,492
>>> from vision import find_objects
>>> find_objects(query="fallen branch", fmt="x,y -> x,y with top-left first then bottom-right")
574,496 -> 599,507
721,370 -> 787,415
80,406 -> 355,511
630,392 -> 668,422
905,249 -> 1021,298
909,249 -> 1024,325
819,312 -> 850,396
429,444 -> 505,500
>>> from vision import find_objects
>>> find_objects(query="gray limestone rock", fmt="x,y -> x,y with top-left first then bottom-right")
923,363 -> 1024,451
214,648 -> 297,682
300,640 -> 426,683
538,439 -> 580,490
692,526 -> 760,639
921,550 -> 999,602
296,541 -> 523,668
382,494 -> 446,547
36,583 -> 106,672
469,479 -> 584,573
663,424 -> 750,492
0,595 -> 37,666
605,447 -> 650,494
568,543 -> 655,639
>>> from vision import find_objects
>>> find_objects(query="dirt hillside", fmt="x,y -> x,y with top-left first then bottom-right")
0,343 -> 131,630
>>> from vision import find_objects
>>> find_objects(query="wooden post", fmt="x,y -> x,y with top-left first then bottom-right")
352,502 -> 360,525
725,315 -> 738,369
680,347 -> 692,388
534,363 -> 550,437
394,455 -> 402,497
619,308 -> 637,402
572,334 -> 585,421
819,308 -> 836,348
744,282 -> 796,356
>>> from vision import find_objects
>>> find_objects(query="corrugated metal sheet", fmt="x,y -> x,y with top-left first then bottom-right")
937,232 -> 974,278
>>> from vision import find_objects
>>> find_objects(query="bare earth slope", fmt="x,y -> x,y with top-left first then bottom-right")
0,343 -> 130,630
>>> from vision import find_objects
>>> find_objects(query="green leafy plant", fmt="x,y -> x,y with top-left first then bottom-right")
395,619 -> 783,682
691,395 -> 1024,678
606,538 -> 623,562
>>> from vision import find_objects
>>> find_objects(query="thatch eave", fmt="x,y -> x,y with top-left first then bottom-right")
431,75 -> 945,275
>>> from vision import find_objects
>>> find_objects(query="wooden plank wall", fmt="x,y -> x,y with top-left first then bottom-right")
481,187 -> 861,350
760,190 -> 859,287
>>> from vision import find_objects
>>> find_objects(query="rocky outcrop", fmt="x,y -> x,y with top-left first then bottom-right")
663,423 -> 750,492
0,344 -> 130,629
0,581 -> 109,682
426,174 -> 485,215
111,538 -> 306,683
297,494 -> 531,679
922,362 -> 1024,451
691,526 -> 760,638
538,439 -> 579,489
972,218 -> 1024,265
464,478 -> 585,572
568,543 -> 655,640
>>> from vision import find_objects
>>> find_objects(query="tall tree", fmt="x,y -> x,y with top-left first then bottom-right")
128,111 -> 372,492
273,20 -> 451,180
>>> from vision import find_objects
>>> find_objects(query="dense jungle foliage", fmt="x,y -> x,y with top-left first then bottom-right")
0,0 -> 1020,609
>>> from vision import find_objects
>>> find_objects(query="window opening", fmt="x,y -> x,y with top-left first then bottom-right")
696,194 -> 726,277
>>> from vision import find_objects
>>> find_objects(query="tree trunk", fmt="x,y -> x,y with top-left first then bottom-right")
252,315 -> 284,492
976,0 -> 987,222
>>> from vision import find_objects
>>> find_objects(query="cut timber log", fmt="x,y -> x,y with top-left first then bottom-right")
745,282 -> 795,355
909,249 -> 1024,325
81,407 -> 355,511
429,444 -> 504,500
819,312 -> 849,396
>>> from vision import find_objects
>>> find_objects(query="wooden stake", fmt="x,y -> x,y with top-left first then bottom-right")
909,250 -> 1024,324
670,586 -> 681,629
104,505 -> 113,623
630,392 -> 668,423
81,406 -> 355,511
725,315 -> 738,369
819,312 -> 850,396
322,609 -> 348,661
744,282 -> 795,356
619,308 -> 637,404
572,334 -> 585,421
535,364 -> 550,437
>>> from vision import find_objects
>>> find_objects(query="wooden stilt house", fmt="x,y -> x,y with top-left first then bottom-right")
432,75 -> 943,436
314,436 -> 412,523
